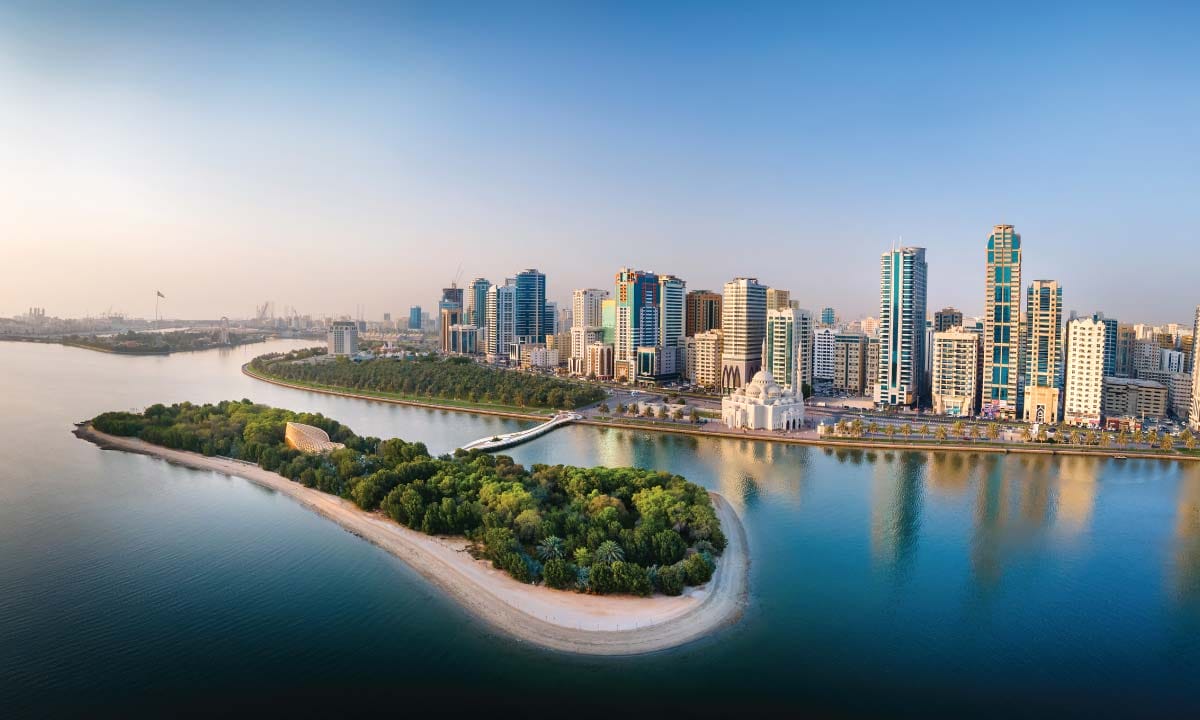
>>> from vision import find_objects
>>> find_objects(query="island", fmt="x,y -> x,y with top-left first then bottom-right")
249,348 -> 605,413
75,400 -> 748,654
59,329 -> 268,354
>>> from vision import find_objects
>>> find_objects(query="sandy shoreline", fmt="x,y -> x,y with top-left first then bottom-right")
75,424 -> 749,655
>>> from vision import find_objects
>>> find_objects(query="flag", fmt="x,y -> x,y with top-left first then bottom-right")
156,291 -> 166,299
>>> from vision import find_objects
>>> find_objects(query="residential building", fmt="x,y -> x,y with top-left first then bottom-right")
820,307 -> 835,326
1023,280 -> 1063,424
876,246 -> 928,408
569,288 -> 608,374
439,306 -> 462,353
766,309 -> 804,394
766,288 -> 791,312
1141,369 -> 1194,421
865,336 -> 880,395
571,288 -> 607,328
685,290 -> 722,336
813,327 -> 837,381
327,321 -> 358,356
861,316 -> 880,337
934,307 -> 963,333
833,332 -> 868,395
1115,323 -> 1135,377
585,342 -> 614,381
545,301 -> 559,335
721,369 -> 805,431
1102,378 -> 1168,420
1063,317 -> 1106,427
485,281 -> 515,362
982,224 -> 1022,419
467,278 -> 490,329
408,306 -> 422,331
793,308 -> 815,391
721,277 -> 768,391
1089,313 -> 1119,378
1161,349 -> 1185,374
693,330 -> 724,390
1132,339 -> 1162,377
600,298 -> 616,344
931,327 -> 980,417
1192,305 -> 1200,430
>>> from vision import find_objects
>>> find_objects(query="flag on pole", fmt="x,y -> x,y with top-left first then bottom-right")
156,291 -> 166,299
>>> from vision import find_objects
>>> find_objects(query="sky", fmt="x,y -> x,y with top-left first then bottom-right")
2,1 -> 1198,325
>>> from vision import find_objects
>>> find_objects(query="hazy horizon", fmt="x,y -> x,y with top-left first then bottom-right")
3,2 -> 1198,326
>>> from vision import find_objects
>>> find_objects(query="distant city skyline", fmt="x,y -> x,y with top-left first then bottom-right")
3,2 -> 1198,324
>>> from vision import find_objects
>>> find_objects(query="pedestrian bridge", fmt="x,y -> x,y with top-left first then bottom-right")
459,412 -> 582,453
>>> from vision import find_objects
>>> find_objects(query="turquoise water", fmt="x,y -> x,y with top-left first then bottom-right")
1,340 -> 1198,717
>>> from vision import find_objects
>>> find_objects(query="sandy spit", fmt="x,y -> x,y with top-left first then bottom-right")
74,424 -> 749,655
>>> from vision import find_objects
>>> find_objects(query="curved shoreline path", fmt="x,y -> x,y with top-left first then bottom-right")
75,425 -> 750,656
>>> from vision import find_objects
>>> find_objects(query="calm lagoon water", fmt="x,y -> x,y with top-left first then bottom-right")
2,339 -> 1199,717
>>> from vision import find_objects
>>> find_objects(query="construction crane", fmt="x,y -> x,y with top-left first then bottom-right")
255,301 -> 274,322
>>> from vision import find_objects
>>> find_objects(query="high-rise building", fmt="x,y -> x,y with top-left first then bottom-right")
766,309 -> 804,393
861,316 -> 880,337
792,308 -> 815,391
820,307 -> 836,326
514,269 -> 547,344
327,321 -> 358,356
1089,313 -> 1119,378
1063,317 -> 1106,427
934,307 -> 963,333
614,268 -> 658,382
485,281 -> 515,362
685,290 -> 722,337
766,288 -> 791,312
1115,323 -> 1135,377
467,278 -> 490,329
982,224 -> 1022,419
720,277 -> 768,391
441,285 -> 464,309
439,306 -> 462,353
865,336 -> 880,392
833,332 -> 868,395
876,246 -> 928,408
1191,305 -> 1200,430
408,306 -> 422,331
813,327 -> 837,381
931,327 -> 980,417
446,324 -> 479,355
693,330 -> 724,390
600,298 -> 616,344
572,288 -> 607,328
1023,280 -> 1063,424
1132,339 -> 1161,377
568,288 -> 608,376
655,275 -> 687,380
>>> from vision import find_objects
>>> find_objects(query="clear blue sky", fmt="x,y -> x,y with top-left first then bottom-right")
2,1 -> 1197,324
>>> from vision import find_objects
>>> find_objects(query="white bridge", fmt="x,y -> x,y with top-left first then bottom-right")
459,412 -> 582,452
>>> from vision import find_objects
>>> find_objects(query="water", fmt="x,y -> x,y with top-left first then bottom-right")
2,339 -> 1199,717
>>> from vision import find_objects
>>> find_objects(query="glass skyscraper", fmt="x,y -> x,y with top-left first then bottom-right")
877,246 -> 928,408
513,269 -> 547,343
982,224 -> 1022,419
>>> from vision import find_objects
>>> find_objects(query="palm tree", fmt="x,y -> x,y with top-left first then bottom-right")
936,425 -> 948,441
952,420 -> 965,437
901,423 -> 912,439
594,540 -> 624,565
1020,427 -> 1032,443
598,403 -> 610,414
868,421 -> 881,435
969,424 -> 981,441
1161,434 -> 1175,452
986,423 -> 1000,441
920,423 -> 931,438
885,424 -> 897,440
1183,430 -> 1197,450
537,536 -> 566,561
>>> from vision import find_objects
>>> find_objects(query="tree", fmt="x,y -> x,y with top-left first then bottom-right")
868,421 -> 881,435
885,424 -> 897,440
1020,427 -> 1033,443
901,423 -> 912,439
952,420 -> 965,437
594,540 -> 625,565
537,535 -> 566,561
920,424 -> 931,438
1161,434 -> 1175,452
598,403 -> 610,414
936,426 -> 948,441
1182,430 -> 1197,450
542,558 -> 575,589
986,424 -> 1000,441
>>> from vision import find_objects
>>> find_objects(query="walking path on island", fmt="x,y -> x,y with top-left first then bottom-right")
75,425 -> 750,656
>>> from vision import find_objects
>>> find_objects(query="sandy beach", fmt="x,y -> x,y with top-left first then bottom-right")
75,424 -> 749,655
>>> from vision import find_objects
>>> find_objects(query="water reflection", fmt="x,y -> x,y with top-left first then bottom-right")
870,453 -> 924,579
1172,463 -> 1200,606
